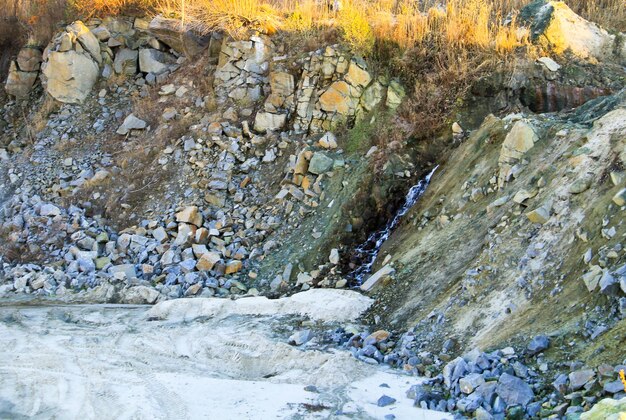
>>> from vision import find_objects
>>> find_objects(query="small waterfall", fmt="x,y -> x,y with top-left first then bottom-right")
349,166 -> 438,285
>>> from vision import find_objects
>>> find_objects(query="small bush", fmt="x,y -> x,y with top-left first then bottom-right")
336,1 -> 375,55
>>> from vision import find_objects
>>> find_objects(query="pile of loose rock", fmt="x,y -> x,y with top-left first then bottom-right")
289,325 -> 626,418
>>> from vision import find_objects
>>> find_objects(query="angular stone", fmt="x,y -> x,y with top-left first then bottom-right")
196,252 -> 221,271
319,81 -> 359,114
360,265 -> 395,292
527,335 -> 550,355
40,204 -> 61,217
496,373 -> 534,407
4,61 -> 38,98
116,114 -> 147,135
254,112 -> 287,133
386,80 -> 405,109
175,206 -> 202,227
460,373 -> 485,394
225,260 -> 242,274
109,264 -> 137,280
526,206 -> 550,224
569,369 -> 595,391
360,81 -> 385,111
582,265 -> 603,292
345,59 -> 371,88
308,152 -> 334,175
174,223 -> 195,246
599,271 -> 621,296
121,285 -> 159,304
521,0 -> 616,62
612,188 -> 626,206
113,48 -> 138,74
318,132 -> 337,149
66,21 -> 101,63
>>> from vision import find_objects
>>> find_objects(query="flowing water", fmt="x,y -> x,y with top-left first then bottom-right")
350,166 -> 438,285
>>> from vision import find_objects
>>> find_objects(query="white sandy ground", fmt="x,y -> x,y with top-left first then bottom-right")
0,290 -> 451,419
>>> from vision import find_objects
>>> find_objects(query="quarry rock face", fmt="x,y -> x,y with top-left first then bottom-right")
2,3 -> 626,419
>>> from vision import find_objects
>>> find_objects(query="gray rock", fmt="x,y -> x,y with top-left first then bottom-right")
138,48 -> 176,74
113,49 -> 138,75
40,204 -> 61,217
604,380 -> 625,394
42,50 -> 99,104
568,369 -> 595,391
496,373 -> 534,407
377,395 -> 396,407
599,271 -> 621,296
110,264 -> 137,280
459,373 -> 485,394
308,152 -> 334,175
527,335 -> 550,355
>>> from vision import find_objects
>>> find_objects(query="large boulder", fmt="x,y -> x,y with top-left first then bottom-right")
42,50 -> 99,103
520,0 -> 624,63
40,21 -> 101,103
148,16 -> 212,57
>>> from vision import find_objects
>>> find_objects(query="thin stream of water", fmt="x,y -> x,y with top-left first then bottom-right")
350,166 -> 439,284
